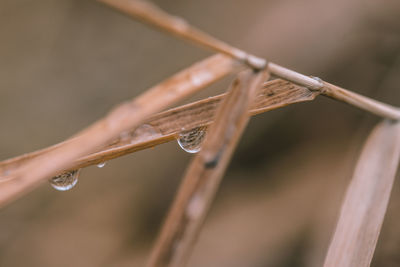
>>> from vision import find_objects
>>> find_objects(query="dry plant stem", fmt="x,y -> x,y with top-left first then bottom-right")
267,64 -> 400,119
147,70 -> 269,267
324,120 -> 400,267
267,62 -> 323,90
97,0 -> 266,69
0,0 -> 396,211
0,54 -> 238,207
0,79 -> 317,178
97,0 -> 400,121
97,0 -> 323,86
322,82 -> 400,120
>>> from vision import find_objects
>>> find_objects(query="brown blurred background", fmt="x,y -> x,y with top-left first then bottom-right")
1,0 -> 400,266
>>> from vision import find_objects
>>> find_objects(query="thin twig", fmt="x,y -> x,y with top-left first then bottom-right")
322,82 -> 400,120
324,120 -> 400,267
97,0 -> 400,121
267,62 -> 323,90
97,0 -> 266,69
147,69 -> 269,267
0,54 -> 238,207
267,67 -> 400,120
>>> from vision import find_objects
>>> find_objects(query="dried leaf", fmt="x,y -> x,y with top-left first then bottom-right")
147,70 -> 269,267
0,54 -> 237,206
0,79 -> 317,176
324,120 -> 400,267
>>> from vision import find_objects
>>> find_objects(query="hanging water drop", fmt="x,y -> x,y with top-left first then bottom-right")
177,126 -> 207,153
97,162 -> 106,168
49,169 -> 80,191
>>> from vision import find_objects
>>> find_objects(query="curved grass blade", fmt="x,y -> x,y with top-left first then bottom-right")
324,120 -> 400,267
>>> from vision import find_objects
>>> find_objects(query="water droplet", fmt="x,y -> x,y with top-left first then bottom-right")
119,131 -> 131,142
311,76 -> 322,82
173,17 -> 189,31
186,193 -> 204,220
97,162 -> 106,168
177,126 -> 207,153
49,170 -> 80,191
190,71 -> 213,87
130,124 -> 161,144
310,76 -> 324,89
2,168 -> 10,177
0,168 -> 13,182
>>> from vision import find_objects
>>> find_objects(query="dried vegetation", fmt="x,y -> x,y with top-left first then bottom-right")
1,1 -> 399,266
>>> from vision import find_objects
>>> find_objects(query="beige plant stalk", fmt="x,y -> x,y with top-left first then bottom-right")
1,1 -> 399,267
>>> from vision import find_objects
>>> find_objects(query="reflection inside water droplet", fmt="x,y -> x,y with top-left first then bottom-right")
49,169 -> 80,191
97,162 -> 106,168
177,126 -> 207,153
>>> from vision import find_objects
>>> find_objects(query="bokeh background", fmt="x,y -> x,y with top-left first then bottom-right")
1,0 -> 400,266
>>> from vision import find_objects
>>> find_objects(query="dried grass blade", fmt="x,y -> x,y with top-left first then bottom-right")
97,0 -> 265,69
147,69 -> 269,267
0,79 -> 318,174
322,82 -> 400,120
97,0 -> 400,121
324,120 -> 400,267
0,54 -> 237,207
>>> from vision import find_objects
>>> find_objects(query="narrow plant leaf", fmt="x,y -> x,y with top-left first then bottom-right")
147,70 -> 269,267
324,120 -> 400,267
0,79 -> 318,177
97,0 -> 400,121
322,82 -> 400,120
0,54 -> 238,207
